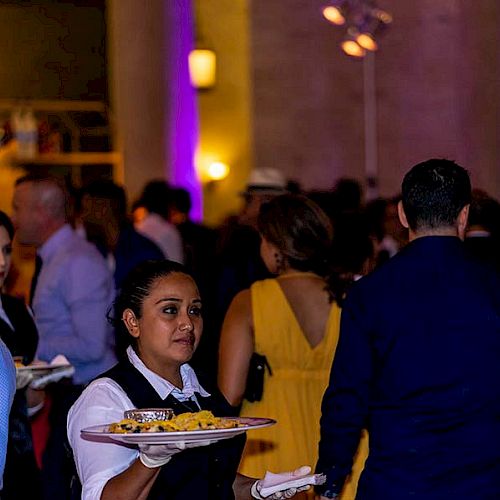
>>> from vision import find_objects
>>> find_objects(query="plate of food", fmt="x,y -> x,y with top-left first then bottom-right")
81,410 -> 275,444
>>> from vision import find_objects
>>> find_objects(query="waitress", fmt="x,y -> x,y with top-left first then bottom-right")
68,260 -> 310,500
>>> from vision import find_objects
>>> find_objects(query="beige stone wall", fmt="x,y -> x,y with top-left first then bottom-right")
195,0 -> 254,226
107,0 -> 167,202
250,0 -> 500,199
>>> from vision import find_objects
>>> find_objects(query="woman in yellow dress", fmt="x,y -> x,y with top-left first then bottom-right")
218,194 -> 367,499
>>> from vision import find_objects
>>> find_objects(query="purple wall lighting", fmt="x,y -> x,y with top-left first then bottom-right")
165,0 -> 202,221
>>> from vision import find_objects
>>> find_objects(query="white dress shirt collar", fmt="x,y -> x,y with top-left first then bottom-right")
126,346 -> 210,400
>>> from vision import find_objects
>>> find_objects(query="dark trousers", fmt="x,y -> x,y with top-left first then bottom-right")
3,391 -> 41,500
41,383 -> 84,500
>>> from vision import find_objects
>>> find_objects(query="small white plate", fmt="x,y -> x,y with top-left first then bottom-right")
81,417 -> 275,445
16,362 -> 72,375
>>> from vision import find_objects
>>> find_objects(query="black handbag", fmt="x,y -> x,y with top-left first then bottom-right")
244,352 -> 272,402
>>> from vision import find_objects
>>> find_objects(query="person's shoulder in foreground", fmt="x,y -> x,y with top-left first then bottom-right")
0,338 -> 15,490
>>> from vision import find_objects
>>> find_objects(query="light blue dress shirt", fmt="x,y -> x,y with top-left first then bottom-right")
0,338 -> 15,490
33,224 -> 116,384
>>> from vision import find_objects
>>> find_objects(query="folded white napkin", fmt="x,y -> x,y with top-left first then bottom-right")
258,468 -> 326,498
29,355 -> 75,389
50,354 -> 71,366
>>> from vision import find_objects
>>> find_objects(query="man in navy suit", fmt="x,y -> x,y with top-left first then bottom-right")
316,159 -> 500,499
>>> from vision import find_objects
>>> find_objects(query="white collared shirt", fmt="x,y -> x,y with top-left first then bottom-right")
67,346 -> 209,500
135,213 -> 184,264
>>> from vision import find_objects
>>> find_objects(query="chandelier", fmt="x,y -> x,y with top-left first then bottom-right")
322,0 -> 393,58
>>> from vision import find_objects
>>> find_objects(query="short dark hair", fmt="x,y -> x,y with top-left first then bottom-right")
401,159 -> 471,231
139,180 -> 172,219
171,188 -> 192,215
109,260 -> 191,356
0,211 -> 14,240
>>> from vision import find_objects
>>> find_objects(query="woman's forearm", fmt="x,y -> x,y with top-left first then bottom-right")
100,458 -> 161,500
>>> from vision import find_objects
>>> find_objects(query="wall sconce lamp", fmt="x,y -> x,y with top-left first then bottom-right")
196,150 -> 230,182
189,48 -> 216,90
207,161 -> 230,181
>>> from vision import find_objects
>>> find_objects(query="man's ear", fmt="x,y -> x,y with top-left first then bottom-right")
122,309 -> 140,338
397,200 -> 409,229
457,204 -> 470,240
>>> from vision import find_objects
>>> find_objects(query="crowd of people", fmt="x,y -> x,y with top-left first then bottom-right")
0,157 -> 498,499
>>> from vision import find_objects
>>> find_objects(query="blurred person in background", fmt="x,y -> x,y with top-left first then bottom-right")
331,178 -> 363,217
77,180 -> 164,290
169,187 -> 219,379
330,211 -> 376,282
169,187 -> 217,289
135,180 -> 184,264
464,190 -> 500,272
215,168 -> 287,330
11,174 -> 116,499
380,196 -> 407,259
365,196 -> 408,267
218,194 -> 367,499
0,210 -> 40,499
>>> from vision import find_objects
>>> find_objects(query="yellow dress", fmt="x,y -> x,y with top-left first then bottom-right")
239,278 -> 368,499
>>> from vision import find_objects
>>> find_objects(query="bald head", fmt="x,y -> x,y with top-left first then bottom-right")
12,175 -> 68,247
33,179 -> 67,220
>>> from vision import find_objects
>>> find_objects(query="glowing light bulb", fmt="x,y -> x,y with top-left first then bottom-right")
207,161 -> 230,181
356,33 -> 378,51
322,6 -> 346,25
189,49 -> 216,89
341,39 -> 366,58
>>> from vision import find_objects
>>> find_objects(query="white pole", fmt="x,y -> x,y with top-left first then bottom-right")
363,51 -> 378,200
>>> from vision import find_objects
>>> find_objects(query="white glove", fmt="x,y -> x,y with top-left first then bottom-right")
139,440 -> 215,468
251,465 -> 326,499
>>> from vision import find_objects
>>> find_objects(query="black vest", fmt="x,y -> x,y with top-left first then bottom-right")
100,360 -> 245,500
0,294 -> 38,365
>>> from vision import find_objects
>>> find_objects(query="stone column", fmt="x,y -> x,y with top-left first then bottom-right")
106,0 -> 168,204
108,0 -> 201,214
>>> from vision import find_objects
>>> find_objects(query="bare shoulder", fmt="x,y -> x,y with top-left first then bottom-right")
228,288 -> 252,315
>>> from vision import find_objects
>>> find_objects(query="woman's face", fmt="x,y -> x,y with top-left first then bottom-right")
0,226 -> 12,288
124,272 -> 203,373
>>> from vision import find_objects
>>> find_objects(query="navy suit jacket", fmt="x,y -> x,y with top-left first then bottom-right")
317,236 -> 500,499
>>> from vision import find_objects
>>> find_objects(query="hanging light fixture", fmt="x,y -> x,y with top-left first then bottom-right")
322,0 -> 393,58
355,8 -> 393,51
